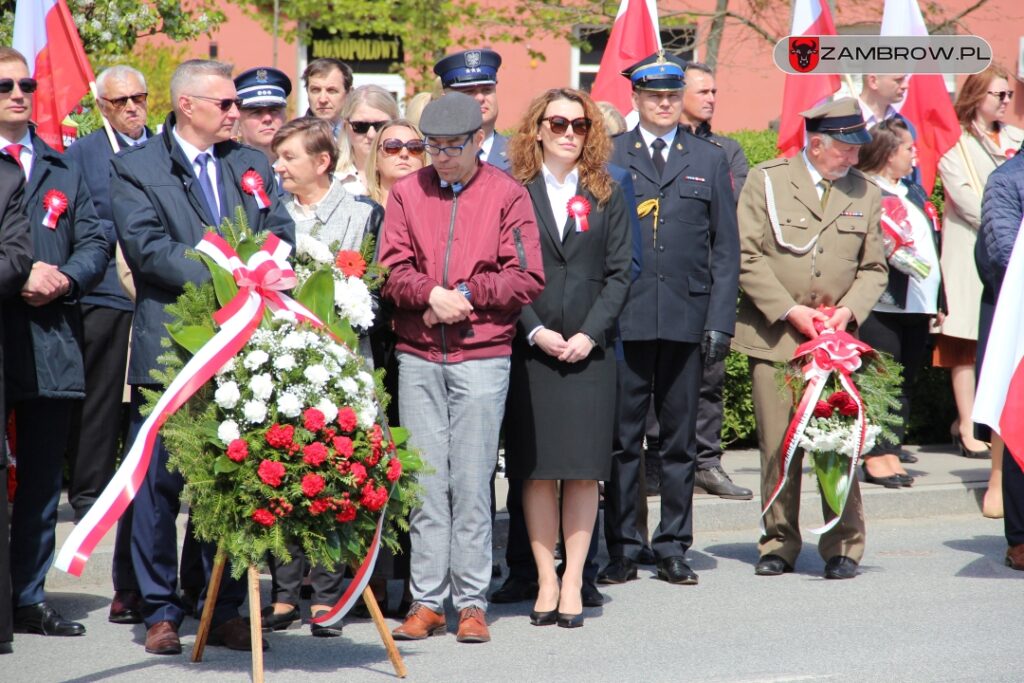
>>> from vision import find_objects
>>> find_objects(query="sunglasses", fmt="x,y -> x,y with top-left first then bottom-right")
380,138 -> 426,156
988,90 -> 1014,102
349,120 -> 389,135
100,92 -> 148,109
541,116 -> 592,136
188,94 -> 243,112
0,78 -> 37,94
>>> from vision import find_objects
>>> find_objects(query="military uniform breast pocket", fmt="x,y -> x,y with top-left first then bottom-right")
677,180 -> 711,223
834,216 -> 867,261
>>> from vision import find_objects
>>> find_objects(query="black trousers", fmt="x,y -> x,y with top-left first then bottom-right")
268,541 -> 344,607
859,311 -> 931,451
0,463 -> 11,645
695,357 -> 726,469
66,304 -> 131,515
1005,449 -> 1024,546
605,340 -> 701,560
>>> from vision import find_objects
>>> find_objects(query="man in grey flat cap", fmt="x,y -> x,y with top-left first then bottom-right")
378,92 -> 544,644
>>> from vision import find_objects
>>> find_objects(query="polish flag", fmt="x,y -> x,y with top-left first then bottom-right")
12,0 -> 94,151
777,0 -> 841,157
973,216 -> 1024,470
589,0 -> 661,117
880,0 -> 960,195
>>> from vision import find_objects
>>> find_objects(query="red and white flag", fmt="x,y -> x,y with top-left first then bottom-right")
777,0 -> 841,157
589,0 -> 661,117
880,0 -> 960,195
974,217 -> 1024,471
13,0 -> 94,151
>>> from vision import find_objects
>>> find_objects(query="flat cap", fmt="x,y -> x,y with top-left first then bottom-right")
802,97 -> 872,145
419,92 -> 483,137
434,49 -> 502,89
621,51 -> 685,91
234,67 -> 291,108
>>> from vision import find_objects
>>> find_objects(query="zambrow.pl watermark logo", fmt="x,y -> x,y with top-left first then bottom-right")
774,35 -> 992,74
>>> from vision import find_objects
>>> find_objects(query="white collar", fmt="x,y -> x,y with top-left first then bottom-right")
172,127 -> 214,165
541,163 -> 578,190
637,125 -> 677,151
801,149 -> 825,187
0,129 -> 33,153
873,175 -> 908,196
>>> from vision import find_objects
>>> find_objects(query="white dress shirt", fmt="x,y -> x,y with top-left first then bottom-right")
528,164 -> 580,345
0,130 -> 35,180
479,132 -> 495,162
872,176 -> 941,315
638,125 -> 677,165
172,127 -> 220,217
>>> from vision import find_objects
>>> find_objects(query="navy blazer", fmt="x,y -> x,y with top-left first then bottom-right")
488,132 -> 511,172
111,113 -> 296,384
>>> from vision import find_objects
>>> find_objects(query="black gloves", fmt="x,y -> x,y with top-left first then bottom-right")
701,330 -> 731,367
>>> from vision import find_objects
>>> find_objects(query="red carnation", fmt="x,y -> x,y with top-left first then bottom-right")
302,473 -> 326,498
827,391 -> 859,418
386,457 -> 402,482
335,500 -> 357,523
333,435 -> 355,458
309,497 -> 332,516
812,401 -> 834,419
335,250 -> 367,278
350,462 -> 368,486
258,459 -> 286,488
303,407 -> 326,433
252,508 -> 276,527
265,424 -> 295,449
367,448 -> 381,467
226,439 -> 249,463
337,406 -> 358,432
335,460 -> 351,475
303,442 -> 329,467
360,481 -> 388,512
370,424 -> 384,447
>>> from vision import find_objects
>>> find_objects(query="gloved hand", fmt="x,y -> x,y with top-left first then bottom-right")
701,330 -> 731,367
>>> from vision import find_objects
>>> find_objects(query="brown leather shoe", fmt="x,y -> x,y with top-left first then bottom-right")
391,603 -> 446,640
208,617 -> 268,651
1006,544 -> 1024,570
144,621 -> 182,655
456,606 -> 490,643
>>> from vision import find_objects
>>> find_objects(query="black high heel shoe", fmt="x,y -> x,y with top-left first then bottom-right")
954,434 -> 990,459
556,612 -> 584,628
529,608 -> 557,626
861,462 -> 903,489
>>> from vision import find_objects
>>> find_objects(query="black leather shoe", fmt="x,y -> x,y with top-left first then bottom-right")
556,612 -> 584,628
13,602 -> 85,636
656,557 -> 698,585
260,605 -> 299,631
488,576 -> 538,603
636,545 -> 656,565
755,554 -> 794,576
580,582 -> 604,607
897,449 -> 918,464
597,557 -> 637,585
310,615 -> 344,638
529,609 -> 557,626
695,466 -> 754,500
895,473 -> 914,487
824,555 -> 858,580
109,590 -> 143,624
862,463 -> 903,489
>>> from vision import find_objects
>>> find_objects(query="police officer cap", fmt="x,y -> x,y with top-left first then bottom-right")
621,51 -> 685,91
234,67 -> 291,109
433,49 -> 502,89
419,92 -> 483,138
801,97 -> 872,145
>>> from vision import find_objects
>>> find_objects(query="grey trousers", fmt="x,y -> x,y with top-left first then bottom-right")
397,352 -> 510,612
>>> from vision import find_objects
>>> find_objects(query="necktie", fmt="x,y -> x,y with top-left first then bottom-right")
819,179 -> 832,209
651,138 -> 667,178
194,152 -> 219,221
3,144 -> 24,176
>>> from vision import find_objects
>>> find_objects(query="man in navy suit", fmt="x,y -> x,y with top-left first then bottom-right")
111,59 -> 294,655
434,49 -> 510,171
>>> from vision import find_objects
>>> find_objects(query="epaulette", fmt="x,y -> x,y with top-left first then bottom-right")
847,166 -> 879,188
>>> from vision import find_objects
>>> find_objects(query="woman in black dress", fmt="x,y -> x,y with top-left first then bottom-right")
506,88 -> 631,627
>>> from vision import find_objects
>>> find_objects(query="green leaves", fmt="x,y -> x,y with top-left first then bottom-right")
165,322 -> 215,355
811,451 -> 852,517
214,456 -> 241,475
294,267 -> 359,348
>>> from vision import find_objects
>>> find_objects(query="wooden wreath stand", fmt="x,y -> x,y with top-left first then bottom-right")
191,548 -> 407,681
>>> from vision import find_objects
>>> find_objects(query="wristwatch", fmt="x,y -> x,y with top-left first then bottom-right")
456,282 -> 472,302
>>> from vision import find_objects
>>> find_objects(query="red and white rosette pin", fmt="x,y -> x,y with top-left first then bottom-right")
567,195 -> 591,233
241,169 -> 271,210
42,189 -> 68,230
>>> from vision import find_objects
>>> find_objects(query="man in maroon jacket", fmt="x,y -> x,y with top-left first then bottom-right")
380,93 -> 544,644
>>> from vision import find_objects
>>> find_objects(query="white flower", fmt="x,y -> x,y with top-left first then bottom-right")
274,354 -> 296,371
357,402 -> 377,428
282,331 -> 305,350
214,381 -> 241,409
216,357 -> 236,376
277,392 -> 302,418
295,233 -> 334,264
334,276 -> 375,329
217,420 -> 240,444
338,376 -> 359,398
250,373 -> 274,401
242,399 -> 268,424
315,396 -> 337,422
304,364 -> 330,386
272,309 -> 298,324
244,349 -> 269,370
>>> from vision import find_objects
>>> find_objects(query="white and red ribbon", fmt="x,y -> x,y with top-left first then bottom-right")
241,169 -> 272,210
42,189 -> 68,229
761,325 -> 873,536
56,232 -> 321,576
567,195 -> 591,233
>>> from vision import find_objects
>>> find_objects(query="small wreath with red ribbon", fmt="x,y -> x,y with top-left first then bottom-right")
42,189 -> 68,230
241,169 -> 271,210
567,195 -> 591,233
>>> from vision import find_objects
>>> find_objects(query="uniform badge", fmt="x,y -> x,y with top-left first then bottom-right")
465,51 -> 481,68
634,142 -> 642,149
684,175 -> 706,183
256,68 -> 268,82
840,210 -> 864,218
675,143 -> 683,150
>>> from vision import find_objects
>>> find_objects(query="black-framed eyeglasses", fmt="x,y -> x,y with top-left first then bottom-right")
541,116 -> 592,135
188,94 -> 243,112
349,120 -> 388,135
100,92 -> 148,109
379,138 -> 426,157
0,78 -> 37,94
424,134 -> 475,158
988,90 -> 1014,102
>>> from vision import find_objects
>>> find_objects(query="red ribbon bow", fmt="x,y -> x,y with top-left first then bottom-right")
42,189 -> 68,229
567,195 -> 591,233
241,169 -> 271,210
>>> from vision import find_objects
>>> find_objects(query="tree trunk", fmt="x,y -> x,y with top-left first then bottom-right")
705,0 -> 728,70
